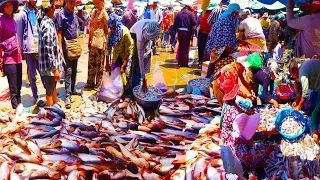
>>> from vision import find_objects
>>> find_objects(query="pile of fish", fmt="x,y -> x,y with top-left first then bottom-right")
256,141 -> 320,179
280,117 -> 303,135
133,85 -> 163,101
0,93 -> 226,179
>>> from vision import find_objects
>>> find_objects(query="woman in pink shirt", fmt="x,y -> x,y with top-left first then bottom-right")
0,0 -> 22,109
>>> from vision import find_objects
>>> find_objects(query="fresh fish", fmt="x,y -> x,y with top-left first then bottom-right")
67,170 -> 86,180
98,170 -> 126,180
44,106 -> 66,119
0,161 -> 14,180
42,154 -> 81,165
33,138 -> 62,149
60,139 -> 89,153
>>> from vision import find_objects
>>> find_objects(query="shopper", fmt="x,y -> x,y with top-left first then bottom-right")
268,14 -> 284,52
38,0 -> 64,106
239,9 -> 267,50
207,0 -> 229,25
173,5 -> 196,67
105,13 -> 134,95
57,0 -> 83,109
206,3 -> 240,63
286,0 -> 320,58
0,0 -> 22,109
16,0 -> 45,105
130,19 -> 160,91
122,8 -> 138,30
260,12 -> 270,39
197,3 -> 217,69
85,0 -> 108,89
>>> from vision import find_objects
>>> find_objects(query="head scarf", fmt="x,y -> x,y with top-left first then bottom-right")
143,21 -> 160,40
107,13 -> 123,51
219,3 -> 241,19
206,11 -> 239,55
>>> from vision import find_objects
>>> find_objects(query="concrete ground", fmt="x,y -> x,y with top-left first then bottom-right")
0,35 -> 201,112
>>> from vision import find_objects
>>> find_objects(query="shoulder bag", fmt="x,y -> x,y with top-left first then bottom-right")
65,37 -> 82,61
1,20 -> 18,56
91,10 -> 106,50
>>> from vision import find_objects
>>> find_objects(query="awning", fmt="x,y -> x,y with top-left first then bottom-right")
252,1 -> 286,10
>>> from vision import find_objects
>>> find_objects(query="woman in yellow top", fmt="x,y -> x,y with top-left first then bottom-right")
105,13 -> 134,95
260,13 -> 270,39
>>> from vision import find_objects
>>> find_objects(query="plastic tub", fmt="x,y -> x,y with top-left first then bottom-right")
188,78 -> 210,97
133,85 -> 163,110
275,84 -> 293,101
274,108 -> 306,140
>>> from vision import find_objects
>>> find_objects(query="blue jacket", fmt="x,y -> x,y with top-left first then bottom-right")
16,6 -> 39,54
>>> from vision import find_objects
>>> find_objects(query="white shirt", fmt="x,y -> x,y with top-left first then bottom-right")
239,17 -> 265,40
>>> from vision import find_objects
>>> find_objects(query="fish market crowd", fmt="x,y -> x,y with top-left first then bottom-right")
1,0 -> 320,179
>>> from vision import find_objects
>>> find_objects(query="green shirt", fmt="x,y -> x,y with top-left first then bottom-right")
111,25 -> 134,62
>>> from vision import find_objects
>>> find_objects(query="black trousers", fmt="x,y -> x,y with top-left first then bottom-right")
198,31 -> 209,64
3,63 -> 22,109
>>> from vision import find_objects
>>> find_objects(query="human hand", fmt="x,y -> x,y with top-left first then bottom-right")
0,70 -> 5,77
294,106 -> 301,111
53,70 -> 60,82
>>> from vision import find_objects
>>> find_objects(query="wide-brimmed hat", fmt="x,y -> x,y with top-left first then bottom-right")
233,113 -> 261,140
222,79 -> 240,101
207,3 -> 218,11
143,21 -> 160,40
242,9 -> 251,15
219,3 -> 242,19
41,0 -> 55,9
77,5 -> 85,10
0,0 -> 19,13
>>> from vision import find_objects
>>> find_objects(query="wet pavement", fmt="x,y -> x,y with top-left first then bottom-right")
0,35 -> 201,111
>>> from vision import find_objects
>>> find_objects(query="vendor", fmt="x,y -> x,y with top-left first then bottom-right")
289,59 -> 320,144
246,54 -> 280,108
220,79 -> 278,171
105,13 -> 134,95
213,62 -> 253,107
130,19 -> 160,92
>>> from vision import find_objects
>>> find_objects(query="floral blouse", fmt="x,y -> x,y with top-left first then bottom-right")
220,103 -> 268,170
89,8 -> 108,43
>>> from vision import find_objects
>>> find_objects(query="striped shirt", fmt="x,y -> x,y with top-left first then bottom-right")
38,16 -> 64,74
207,5 -> 228,25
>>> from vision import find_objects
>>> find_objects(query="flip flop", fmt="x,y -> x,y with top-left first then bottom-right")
36,100 -> 47,107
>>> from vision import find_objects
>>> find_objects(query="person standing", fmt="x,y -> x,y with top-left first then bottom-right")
57,0 -> 83,109
0,0 -> 22,109
122,8 -> 138,30
130,19 -> 160,91
260,12 -> 270,39
173,5 -> 196,67
207,0 -> 229,25
38,0 -> 63,106
286,0 -> 320,58
85,0 -> 108,89
198,3 -> 217,69
238,9 -> 267,51
16,0 -> 45,105
161,6 -> 174,48
268,14 -> 284,52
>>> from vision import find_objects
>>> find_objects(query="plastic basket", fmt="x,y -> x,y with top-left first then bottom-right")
275,84 -> 293,101
274,108 -> 306,140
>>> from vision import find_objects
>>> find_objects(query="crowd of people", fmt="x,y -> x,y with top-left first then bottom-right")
0,0 -> 320,174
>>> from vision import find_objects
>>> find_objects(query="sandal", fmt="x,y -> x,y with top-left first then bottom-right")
36,99 -> 47,107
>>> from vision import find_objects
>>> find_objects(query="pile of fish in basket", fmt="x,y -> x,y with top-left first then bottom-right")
0,90 -> 319,179
256,104 -> 320,179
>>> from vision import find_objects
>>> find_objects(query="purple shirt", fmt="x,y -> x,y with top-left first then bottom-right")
56,7 -> 78,52
173,9 -> 196,32
286,0 -> 320,58
122,11 -> 138,30
0,14 -> 22,67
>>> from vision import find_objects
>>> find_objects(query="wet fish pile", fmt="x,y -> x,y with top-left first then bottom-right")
0,93 -> 225,179
280,117 -> 303,135
133,85 -> 163,101
257,142 -> 320,179
257,103 -> 292,131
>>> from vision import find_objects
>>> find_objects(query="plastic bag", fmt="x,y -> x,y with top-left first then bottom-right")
246,53 -> 263,70
220,145 -> 244,179
98,67 -> 124,103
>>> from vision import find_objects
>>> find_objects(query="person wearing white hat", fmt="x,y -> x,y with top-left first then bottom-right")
238,9 -> 267,51
38,0 -> 64,106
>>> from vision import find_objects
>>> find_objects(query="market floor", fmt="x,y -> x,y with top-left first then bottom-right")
0,35 -> 201,111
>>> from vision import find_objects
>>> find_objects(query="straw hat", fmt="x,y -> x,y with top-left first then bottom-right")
0,0 -> 19,13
